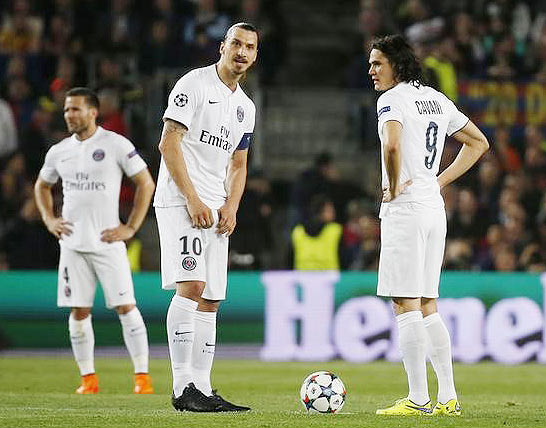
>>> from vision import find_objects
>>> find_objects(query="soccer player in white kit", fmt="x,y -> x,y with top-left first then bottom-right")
368,36 -> 489,416
34,87 -> 156,395
154,23 -> 258,412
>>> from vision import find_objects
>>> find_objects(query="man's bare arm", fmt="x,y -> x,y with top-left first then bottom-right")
382,120 -> 412,201
34,177 -> 73,238
101,168 -> 155,243
437,121 -> 489,189
158,119 -> 213,228
217,149 -> 248,236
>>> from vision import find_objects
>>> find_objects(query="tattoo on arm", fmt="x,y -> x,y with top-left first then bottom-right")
163,119 -> 187,137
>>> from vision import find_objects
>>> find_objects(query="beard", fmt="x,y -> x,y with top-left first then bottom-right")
67,122 -> 88,134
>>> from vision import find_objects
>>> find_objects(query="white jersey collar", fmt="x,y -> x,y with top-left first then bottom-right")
211,64 -> 240,96
71,126 -> 104,144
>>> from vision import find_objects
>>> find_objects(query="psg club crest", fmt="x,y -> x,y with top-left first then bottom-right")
174,93 -> 188,107
64,285 -> 71,297
92,149 -> 105,161
237,106 -> 244,122
182,256 -> 197,271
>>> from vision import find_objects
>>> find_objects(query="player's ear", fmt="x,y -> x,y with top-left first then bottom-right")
219,41 -> 225,56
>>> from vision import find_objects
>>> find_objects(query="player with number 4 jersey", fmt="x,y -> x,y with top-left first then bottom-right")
369,35 -> 489,416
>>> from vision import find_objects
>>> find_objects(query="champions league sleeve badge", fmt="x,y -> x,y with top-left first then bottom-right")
174,93 -> 188,107
237,106 -> 244,122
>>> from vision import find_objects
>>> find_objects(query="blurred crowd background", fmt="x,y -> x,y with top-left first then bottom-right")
0,0 -> 544,273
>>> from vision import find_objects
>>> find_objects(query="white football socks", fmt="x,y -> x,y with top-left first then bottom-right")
119,307 -> 149,374
424,312 -> 457,403
167,295 -> 198,397
191,310 -> 217,396
396,311 -> 430,405
69,313 -> 95,376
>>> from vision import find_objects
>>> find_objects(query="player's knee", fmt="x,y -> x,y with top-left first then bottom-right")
71,307 -> 92,320
176,281 -> 206,302
392,297 -> 421,314
114,303 -> 136,315
421,298 -> 437,316
197,298 -> 220,312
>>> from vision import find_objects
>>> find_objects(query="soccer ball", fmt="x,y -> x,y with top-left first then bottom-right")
299,371 -> 346,414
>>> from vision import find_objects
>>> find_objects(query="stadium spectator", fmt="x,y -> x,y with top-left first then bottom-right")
0,194 -> 58,269
0,96 -> 18,160
423,35 -> 459,101
290,151 -> 339,225
444,238 -> 473,270
493,243 -> 518,271
98,88 -> 128,136
98,0 -> 141,53
0,152 -> 32,235
451,12 -> 484,77
229,170 -> 273,270
42,13 -> 76,57
449,188 -> 488,244
0,0 -> 43,54
494,126 -> 522,173
291,195 -> 342,271
183,0 -> 231,67
237,0 -> 288,85
476,157 -> 502,223
139,19 -> 180,75
347,212 -> 380,271
19,101 -> 55,175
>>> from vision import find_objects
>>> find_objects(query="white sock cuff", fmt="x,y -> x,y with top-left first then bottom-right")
396,310 -> 423,327
118,307 -> 143,325
194,310 -> 217,324
172,295 -> 198,312
423,312 -> 442,327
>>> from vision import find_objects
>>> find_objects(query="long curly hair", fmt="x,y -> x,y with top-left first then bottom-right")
370,35 -> 423,85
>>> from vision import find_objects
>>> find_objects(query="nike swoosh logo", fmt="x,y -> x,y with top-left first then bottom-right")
208,100 -> 220,104
205,342 -> 215,347
174,331 -> 193,335
119,291 -> 128,296
61,157 -> 75,162
407,404 -> 432,413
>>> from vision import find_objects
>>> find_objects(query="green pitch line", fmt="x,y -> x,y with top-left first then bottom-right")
0,357 -> 545,428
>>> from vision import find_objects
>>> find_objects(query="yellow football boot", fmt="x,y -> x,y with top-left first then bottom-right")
376,398 -> 433,415
432,399 -> 461,416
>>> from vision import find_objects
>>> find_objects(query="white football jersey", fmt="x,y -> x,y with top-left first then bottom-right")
153,64 -> 256,210
377,82 -> 468,208
39,126 -> 147,252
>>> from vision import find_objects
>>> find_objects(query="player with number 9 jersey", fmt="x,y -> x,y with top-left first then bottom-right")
369,35 -> 489,417
376,83 -> 469,210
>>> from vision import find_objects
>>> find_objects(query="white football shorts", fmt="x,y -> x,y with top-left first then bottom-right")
377,202 -> 446,298
155,206 -> 228,301
57,244 -> 136,309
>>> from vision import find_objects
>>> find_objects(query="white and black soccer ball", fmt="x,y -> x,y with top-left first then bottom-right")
300,371 -> 346,414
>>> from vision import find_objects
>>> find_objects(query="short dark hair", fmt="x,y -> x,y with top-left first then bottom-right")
66,87 -> 100,109
371,35 -> 423,84
224,22 -> 259,43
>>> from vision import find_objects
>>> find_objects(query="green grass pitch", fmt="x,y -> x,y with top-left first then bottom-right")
1,357 -> 545,427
